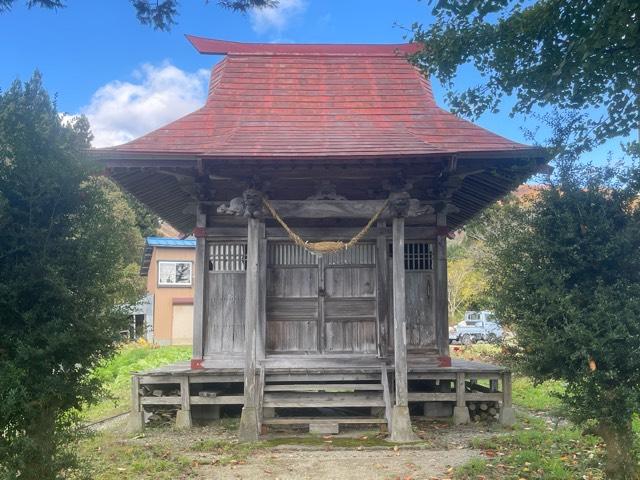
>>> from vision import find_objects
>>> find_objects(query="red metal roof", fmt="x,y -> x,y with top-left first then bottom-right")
100,37 -> 535,160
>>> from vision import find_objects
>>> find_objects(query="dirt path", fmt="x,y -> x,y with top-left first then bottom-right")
96,417 -> 497,479
194,447 -> 478,480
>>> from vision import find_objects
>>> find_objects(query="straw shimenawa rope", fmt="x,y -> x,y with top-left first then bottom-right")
262,198 -> 390,255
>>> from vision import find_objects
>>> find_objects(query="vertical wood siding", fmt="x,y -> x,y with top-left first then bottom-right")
205,242 -> 247,354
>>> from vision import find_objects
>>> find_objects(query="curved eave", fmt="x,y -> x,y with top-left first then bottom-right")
186,35 -> 423,57
91,146 -> 547,168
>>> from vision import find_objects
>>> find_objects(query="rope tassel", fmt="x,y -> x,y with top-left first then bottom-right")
262,198 -> 390,255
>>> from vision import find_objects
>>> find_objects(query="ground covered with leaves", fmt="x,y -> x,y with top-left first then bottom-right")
74,343 -> 633,479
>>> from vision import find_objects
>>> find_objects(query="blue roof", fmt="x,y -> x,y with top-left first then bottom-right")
140,236 -> 196,276
146,236 -> 196,248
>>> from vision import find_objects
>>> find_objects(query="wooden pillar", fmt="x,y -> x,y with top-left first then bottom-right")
376,221 -> 389,357
435,211 -> 450,363
256,222 -> 267,361
191,207 -> 207,369
390,216 -> 418,442
239,216 -> 261,441
175,376 -> 192,428
499,371 -> 515,426
453,371 -> 470,424
127,375 -> 144,432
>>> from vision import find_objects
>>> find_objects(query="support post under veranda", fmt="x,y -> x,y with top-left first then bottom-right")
127,375 -> 145,432
499,371 -> 515,426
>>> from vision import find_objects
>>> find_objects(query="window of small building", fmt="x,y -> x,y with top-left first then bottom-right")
158,261 -> 193,286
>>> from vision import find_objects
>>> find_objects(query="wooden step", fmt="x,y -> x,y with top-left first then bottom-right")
264,383 -> 383,393
263,416 -> 387,425
263,392 -> 385,408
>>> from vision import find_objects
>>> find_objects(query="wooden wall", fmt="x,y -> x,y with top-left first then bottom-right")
203,236 -> 442,358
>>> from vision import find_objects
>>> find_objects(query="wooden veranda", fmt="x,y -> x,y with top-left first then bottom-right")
96,37 -> 545,440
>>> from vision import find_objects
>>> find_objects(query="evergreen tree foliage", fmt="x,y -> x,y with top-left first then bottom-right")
478,157 -> 640,479
411,0 -> 640,152
0,0 -> 277,30
0,73 -> 144,479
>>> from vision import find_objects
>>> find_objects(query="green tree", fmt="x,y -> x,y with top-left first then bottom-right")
125,191 -> 160,237
447,234 -> 486,323
0,0 -> 277,30
0,73 -> 144,479
411,0 -> 640,152
480,158 -> 640,478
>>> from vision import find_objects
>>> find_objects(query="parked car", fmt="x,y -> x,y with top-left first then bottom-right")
449,311 -> 504,345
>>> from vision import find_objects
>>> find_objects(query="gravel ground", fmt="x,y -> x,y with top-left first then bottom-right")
100,416 -> 501,479
194,447 -> 479,480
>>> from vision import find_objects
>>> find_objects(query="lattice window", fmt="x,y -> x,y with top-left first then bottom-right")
405,242 -> 433,270
209,243 -> 247,272
268,242 -> 318,266
325,243 -> 376,266
389,242 -> 433,270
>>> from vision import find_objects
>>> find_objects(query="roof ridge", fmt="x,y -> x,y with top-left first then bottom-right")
186,35 -> 422,57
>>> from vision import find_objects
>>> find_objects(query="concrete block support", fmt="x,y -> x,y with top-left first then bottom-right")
453,406 -> 471,425
499,371 -> 515,426
238,407 -> 259,441
499,407 -> 516,426
128,375 -> 144,433
424,402 -> 454,418
127,411 -> 145,433
310,423 -> 339,435
175,409 -> 192,429
390,405 -> 416,442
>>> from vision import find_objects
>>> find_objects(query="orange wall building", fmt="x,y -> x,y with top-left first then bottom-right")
140,237 -> 196,345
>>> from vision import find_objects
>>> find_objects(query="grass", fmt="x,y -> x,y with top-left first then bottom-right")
512,377 -> 564,412
454,415 -> 605,479
450,344 -> 610,478
76,432 -> 194,479
82,341 -> 191,422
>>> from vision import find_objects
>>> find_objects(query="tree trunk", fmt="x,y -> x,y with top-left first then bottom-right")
598,421 -> 638,480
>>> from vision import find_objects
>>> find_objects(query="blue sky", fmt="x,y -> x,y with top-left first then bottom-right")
0,0 -> 627,160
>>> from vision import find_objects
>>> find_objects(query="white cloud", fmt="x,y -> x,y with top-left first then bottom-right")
250,0 -> 307,35
79,62 -> 209,148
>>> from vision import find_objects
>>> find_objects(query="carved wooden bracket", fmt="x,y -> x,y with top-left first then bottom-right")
387,191 -> 412,218
217,189 -> 265,218
243,189 -> 264,218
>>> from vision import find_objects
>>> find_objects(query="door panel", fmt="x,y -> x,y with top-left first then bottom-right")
387,241 -> 436,352
206,271 -> 246,354
266,241 -> 380,354
406,271 -> 435,348
206,242 -> 247,355
266,243 -> 319,353
323,244 -> 377,354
